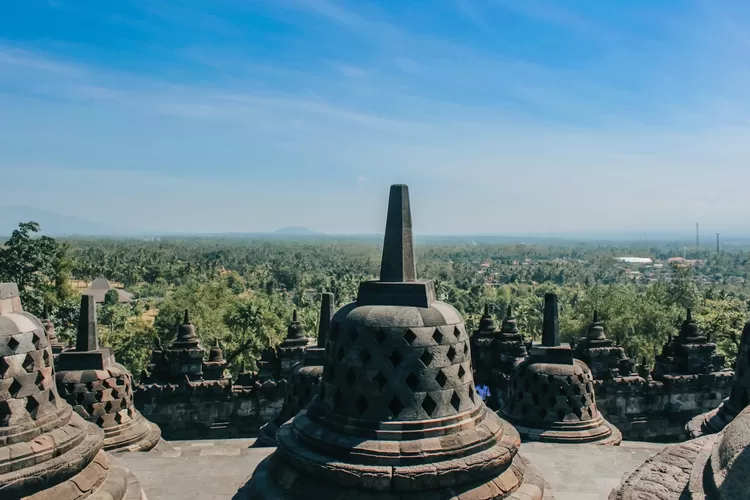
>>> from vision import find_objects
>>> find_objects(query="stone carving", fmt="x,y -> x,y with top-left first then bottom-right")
55,294 -> 162,453
572,311 -> 636,379
471,304 -> 528,410
502,293 -> 622,445
687,318 -> 750,438
610,403 -> 750,499
0,283 -> 146,499
277,310 -> 310,380
203,339 -> 228,381
653,308 -> 726,379
240,185 -> 546,499
256,293 -> 334,447
142,310 -> 231,387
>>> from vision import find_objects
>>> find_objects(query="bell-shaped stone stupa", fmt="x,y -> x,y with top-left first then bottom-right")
256,293 -> 334,447
0,283 -> 147,498
688,319 -> 750,438
241,185 -> 546,499
55,294 -> 162,453
502,293 -> 622,445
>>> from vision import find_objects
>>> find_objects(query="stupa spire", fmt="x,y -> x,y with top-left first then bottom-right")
542,293 -> 560,347
501,304 -> 519,335
77,294 -> 99,352
317,292 -> 334,347
587,310 -> 606,341
379,184 -> 417,283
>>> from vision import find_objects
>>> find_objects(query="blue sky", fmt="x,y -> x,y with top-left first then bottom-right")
1,0 -> 749,235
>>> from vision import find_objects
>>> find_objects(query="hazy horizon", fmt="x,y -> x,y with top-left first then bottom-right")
2,1 -> 750,235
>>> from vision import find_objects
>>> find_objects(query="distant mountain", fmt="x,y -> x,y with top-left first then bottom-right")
0,206 -> 119,236
273,226 -> 321,236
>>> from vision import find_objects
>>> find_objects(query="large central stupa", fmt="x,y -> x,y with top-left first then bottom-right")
241,185 -> 546,499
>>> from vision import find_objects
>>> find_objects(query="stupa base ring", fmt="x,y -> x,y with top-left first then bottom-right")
509,418 -> 622,446
104,415 -> 163,453
239,451 -> 545,500
686,404 -> 735,439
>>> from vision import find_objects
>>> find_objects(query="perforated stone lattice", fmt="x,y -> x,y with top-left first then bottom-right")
57,368 -> 137,428
506,364 -> 598,425
322,322 -> 478,421
0,320 -> 60,426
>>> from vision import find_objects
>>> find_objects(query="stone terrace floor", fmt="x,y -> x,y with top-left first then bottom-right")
116,438 -> 667,500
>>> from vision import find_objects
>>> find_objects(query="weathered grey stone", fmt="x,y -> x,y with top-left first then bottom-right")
55,293 -> 161,453
611,404 -> 750,499
240,185 -> 546,499
688,319 -> 750,439
0,282 -> 146,499
503,293 -> 621,446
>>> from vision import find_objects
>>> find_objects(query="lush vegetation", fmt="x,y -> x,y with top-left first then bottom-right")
2,222 -> 750,376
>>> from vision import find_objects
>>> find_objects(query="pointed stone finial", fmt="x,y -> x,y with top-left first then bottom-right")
184,309 -> 190,325
379,184 -> 417,283
285,309 -> 306,341
318,292 -> 334,347
76,294 -> 99,351
588,310 -> 606,341
478,303 -> 497,334
679,307 -> 702,340
542,293 -> 560,347
501,304 -> 519,335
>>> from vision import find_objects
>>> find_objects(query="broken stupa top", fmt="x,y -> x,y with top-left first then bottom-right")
502,293 -> 621,445
242,184 -> 546,500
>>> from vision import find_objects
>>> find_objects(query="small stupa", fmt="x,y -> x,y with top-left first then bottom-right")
256,293 -> 334,447
502,293 -> 621,445
203,339 -> 228,380
491,305 -> 529,409
277,309 -> 311,379
653,308 -> 726,379
611,403 -> 750,499
241,185 -> 546,499
573,311 -> 635,379
0,283 -> 147,498
55,294 -> 162,452
688,319 -> 750,438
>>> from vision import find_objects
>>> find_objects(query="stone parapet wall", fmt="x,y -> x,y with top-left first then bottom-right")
592,372 -> 734,441
133,380 -> 285,440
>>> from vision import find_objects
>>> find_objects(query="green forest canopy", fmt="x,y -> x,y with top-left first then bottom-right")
1,221 -> 749,375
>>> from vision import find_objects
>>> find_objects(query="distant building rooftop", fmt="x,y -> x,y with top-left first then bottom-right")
83,277 -> 134,303
617,257 -> 653,264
